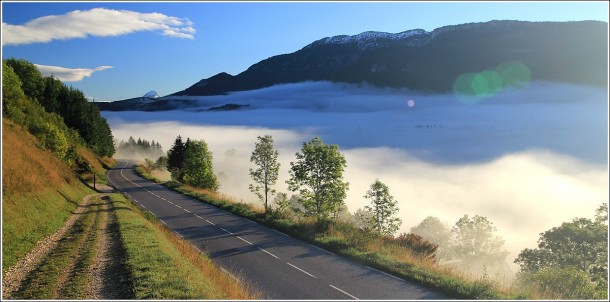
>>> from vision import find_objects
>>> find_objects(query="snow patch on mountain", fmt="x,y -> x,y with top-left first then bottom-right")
143,91 -> 160,98
309,29 -> 428,50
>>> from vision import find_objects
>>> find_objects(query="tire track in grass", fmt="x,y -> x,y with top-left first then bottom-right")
2,194 -> 96,299
8,194 -> 135,300
14,198 -> 98,299
87,195 -> 135,299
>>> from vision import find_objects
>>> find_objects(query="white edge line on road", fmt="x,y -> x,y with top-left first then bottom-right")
309,243 -> 335,256
287,262 -> 317,279
244,218 -> 257,224
236,236 -> 253,245
184,209 -> 191,213
271,229 -> 290,237
329,284 -> 359,300
160,220 -> 168,226
205,220 -> 216,226
365,265 -> 403,281
258,248 -> 280,259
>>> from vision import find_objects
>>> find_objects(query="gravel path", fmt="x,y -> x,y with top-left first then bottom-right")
85,195 -> 134,299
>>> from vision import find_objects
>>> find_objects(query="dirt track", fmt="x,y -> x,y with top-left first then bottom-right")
2,193 -> 134,299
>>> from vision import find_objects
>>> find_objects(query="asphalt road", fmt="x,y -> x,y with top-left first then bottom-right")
107,161 -> 450,300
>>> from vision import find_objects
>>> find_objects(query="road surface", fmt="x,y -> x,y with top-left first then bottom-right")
107,161 -> 449,300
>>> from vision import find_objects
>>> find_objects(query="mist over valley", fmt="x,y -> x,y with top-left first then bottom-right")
103,81 -> 608,276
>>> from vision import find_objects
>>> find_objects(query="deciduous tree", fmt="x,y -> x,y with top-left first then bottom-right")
181,139 -> 218,190
287,137 -> 349,225
362,179 -> 402,236
249,135 -> 280,214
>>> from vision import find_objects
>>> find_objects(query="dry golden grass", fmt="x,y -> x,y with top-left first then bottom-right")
156,222 -> 262,299
2,119 -> 94,271
2,120 -> 77,197
76,145 -> 114,174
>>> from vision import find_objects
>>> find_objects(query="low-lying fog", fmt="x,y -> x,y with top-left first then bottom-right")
103,81 -> 608,275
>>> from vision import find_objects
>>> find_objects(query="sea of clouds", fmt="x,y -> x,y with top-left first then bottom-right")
103,81 -> 608,274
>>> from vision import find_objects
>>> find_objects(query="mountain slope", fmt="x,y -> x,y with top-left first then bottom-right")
173,20 -> 607,96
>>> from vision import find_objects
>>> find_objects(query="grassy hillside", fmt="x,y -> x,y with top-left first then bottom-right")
2,119 -> 94,271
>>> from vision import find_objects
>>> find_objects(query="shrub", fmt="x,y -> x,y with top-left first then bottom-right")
395,233 -> 439,262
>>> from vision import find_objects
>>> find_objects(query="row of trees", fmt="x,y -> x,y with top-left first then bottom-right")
249,135 -> 402,234
3,58 -> 114,157
147,132 -> 606,298
116,136 -> 164,159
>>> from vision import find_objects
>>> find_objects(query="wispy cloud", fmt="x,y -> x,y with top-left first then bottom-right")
35,64 -> 113,82
2,8 -> 195,46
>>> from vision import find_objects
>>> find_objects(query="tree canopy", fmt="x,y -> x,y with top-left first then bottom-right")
287,137 -> 349,224
4,58 -> 115,157
180,139 -> 218,191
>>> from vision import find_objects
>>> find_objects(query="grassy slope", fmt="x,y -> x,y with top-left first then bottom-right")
2,119 -> 257,299
2,120 -> 94,271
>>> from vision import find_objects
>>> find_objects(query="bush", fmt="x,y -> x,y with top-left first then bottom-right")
395,233 -> 438,262
515,266 -> 605,299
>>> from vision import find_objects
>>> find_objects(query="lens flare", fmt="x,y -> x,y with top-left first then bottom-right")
496,61 -> 531,89
453,61 -> 532,105
407,99 -> 415,108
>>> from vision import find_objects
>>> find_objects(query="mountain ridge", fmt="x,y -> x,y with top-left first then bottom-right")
170,20 -> 607,97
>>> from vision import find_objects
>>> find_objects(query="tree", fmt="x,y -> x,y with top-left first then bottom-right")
2,61 -> 25,104
513,204 -> 608,299
167,135 -> 187,180
5,58 -> 45,103
181,139 -> 218,190
411,216 -> 453,260
362,179 -> 402,236
287,137 -> 349,224
249,135 -> 280,214
514,216 -> 608,284
452,215 -> 508,261
595,202 -> 608,225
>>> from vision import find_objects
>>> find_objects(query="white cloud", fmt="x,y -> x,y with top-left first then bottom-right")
2,8 -> 195,46
35,64 -> 113,82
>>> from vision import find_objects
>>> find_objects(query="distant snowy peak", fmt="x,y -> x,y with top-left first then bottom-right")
143,91 -> 160,98
309,29 -> 428,50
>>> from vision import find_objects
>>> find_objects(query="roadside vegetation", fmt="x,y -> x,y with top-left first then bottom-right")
2,57 -> 258,299
111,193 -> 260,299
138,133 -> 608,300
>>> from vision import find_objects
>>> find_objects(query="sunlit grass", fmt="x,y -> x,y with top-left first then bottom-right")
111,193 -> 260,299
136,164 -> 523,299
2,120 -> 94,272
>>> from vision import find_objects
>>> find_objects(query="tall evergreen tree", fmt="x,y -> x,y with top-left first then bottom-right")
167,135 -> 187,179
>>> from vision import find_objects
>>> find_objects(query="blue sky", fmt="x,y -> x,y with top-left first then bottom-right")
2,1 -> 608,101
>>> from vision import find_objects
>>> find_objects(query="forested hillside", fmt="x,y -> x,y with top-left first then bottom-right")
4,59 -> 115,157
2,59 -> 115,270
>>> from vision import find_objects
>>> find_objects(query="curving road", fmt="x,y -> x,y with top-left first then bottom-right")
107,161 -> 449,300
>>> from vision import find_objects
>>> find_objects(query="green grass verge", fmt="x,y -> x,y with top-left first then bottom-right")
2,183 -> 94,273
136,166 -> 525,299
110,193 -> 252,299
13,195 -> 102,299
